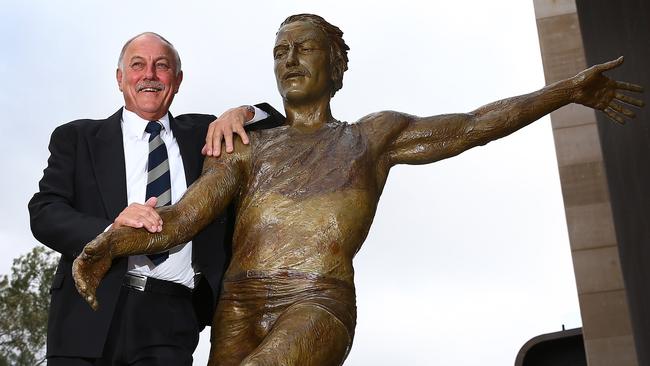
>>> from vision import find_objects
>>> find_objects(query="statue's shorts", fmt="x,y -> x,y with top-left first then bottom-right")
214,269 -> 357,351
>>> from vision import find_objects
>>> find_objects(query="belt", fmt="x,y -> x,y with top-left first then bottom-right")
123,273 -> 192,297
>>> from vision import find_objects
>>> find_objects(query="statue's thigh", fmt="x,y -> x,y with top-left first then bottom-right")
241,303 -> 351,366
208,302 -> 262,366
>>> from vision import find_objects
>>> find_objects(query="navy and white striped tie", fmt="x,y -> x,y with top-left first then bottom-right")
145,121 -> 171,265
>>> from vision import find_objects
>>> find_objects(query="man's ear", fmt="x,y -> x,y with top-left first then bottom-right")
116,68 -> 123,92
174,70 -> 183,94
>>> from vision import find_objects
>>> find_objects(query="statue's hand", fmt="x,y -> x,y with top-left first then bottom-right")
72,231 -> 115,311
572,56 -> 644,124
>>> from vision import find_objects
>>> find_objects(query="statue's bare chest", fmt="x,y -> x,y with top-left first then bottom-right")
246,123 -> 373,198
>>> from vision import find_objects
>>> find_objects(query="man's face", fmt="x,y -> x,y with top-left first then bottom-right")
116,34 -> 183,121
274,21 -> 333,103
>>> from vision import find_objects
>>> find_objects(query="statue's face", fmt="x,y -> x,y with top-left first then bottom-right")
274,21 -> 333,103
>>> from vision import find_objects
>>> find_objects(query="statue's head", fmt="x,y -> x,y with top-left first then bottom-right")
274,14 -> 349,103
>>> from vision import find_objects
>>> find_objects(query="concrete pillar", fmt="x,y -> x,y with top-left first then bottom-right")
532,1 -> 639,364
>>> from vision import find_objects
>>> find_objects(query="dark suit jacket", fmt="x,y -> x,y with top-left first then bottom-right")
28,105 -> 284,358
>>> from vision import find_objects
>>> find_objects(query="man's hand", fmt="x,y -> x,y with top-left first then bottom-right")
73,231 -> 116,310
202,106 -> 255,157
572,56 -> 644,124
113,197 -> 162,233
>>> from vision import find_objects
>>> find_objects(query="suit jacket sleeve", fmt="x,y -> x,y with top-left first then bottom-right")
250,102 -> 286,131
28,124 -> 112,259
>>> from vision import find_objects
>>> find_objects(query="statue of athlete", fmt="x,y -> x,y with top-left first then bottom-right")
74,13 -> 644,366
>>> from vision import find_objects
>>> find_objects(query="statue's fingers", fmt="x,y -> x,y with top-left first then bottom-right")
609,102 -> 636,119
90,297 -> 99,311
72,258 -> 85,283
73,272 -> 87,293
82,291 -> 97,310
77,279 -> 98,310
615,92 -> 645,107
75,281 -> 85,295
75,280 -> 89,304
603,107 -> 626,124
596,56 -> 624,72
615,81 -> 644,93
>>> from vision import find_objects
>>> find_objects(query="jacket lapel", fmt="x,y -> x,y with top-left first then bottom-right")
88,109 -> 128,220
170,113 -> 204,185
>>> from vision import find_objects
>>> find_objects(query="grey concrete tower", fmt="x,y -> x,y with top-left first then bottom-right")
532,0 -> 650,365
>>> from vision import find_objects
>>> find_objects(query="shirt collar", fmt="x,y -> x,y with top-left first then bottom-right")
121,107 -> 171,139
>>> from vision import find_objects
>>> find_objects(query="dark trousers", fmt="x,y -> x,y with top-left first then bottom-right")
48,285 -> 200,366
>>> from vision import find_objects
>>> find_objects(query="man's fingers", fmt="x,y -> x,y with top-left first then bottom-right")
609,102 -> 636,119
142,221 -> 161,233
212,130 -> 223,157
603,107 -> 626,124
133,210 -> 162,232
145,197 -> 157,207
204,121 -> 216,156
118,217 -> 144,229
615,81 -> 644,93
224,128 -> 234,153
116,215 -> 161,232
234,125 -> 250,145
135,208 -> 161,227
615,92 -> 645,107
120,201 -> 162,229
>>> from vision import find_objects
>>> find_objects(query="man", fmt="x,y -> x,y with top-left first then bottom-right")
73,14 -> 644,366
29,32 -> 282,365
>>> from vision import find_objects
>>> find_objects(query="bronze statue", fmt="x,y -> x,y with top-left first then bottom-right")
73,14 -> 644,366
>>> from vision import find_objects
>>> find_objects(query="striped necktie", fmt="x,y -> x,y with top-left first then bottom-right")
145,121 -> 170,265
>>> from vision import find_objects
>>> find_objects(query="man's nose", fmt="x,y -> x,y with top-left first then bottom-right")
285,47 -> 299,67
143,62 -> 157,79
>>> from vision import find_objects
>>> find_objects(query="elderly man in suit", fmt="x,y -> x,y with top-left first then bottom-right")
29,32 -> 282,365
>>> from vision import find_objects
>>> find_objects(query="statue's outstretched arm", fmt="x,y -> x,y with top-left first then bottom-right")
379,57 -> 643,165
72,147 -> 248,310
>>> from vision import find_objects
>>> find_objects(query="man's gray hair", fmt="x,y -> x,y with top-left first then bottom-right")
117,32 -> 182,75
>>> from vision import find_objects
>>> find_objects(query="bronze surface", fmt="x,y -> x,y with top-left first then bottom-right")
73,13 -> 643,365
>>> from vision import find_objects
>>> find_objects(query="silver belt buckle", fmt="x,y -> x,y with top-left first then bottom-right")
125,273 -> 147,291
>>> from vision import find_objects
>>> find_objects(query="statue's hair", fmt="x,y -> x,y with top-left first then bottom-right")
279,14 -> 349,97
118,32 -> 182,76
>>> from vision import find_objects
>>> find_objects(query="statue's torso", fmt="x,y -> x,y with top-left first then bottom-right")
229,122 -> 381,283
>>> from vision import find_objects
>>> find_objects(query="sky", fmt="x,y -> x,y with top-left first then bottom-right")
0,1 -> 582,365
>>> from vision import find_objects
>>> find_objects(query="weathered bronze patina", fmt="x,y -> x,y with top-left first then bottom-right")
73,14 -> 644,366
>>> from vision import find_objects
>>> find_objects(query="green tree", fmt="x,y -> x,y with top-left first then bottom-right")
0,246 -> 58,366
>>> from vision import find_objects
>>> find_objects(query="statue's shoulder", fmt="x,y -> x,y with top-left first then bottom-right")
250,124 -> 290,140
356,111 -> 411,138
358,111 -> 411,125
248,124 -> 291,152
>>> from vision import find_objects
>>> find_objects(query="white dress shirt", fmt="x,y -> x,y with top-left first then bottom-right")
120,107 -> 269,288
122,109 -> 196,288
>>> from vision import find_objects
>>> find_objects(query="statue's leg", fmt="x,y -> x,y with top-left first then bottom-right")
240,303 -> 352,366
207,302 -> 261,366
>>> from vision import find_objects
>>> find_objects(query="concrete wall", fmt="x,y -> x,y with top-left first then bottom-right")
532,0 -> 645,364
575,1 -> 650,364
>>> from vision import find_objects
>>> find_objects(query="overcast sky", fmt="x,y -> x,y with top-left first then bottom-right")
1,1 -> 582,365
